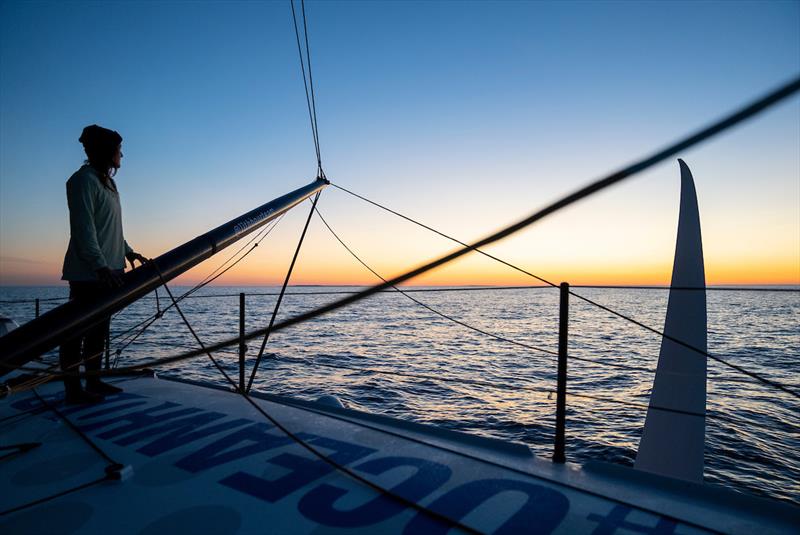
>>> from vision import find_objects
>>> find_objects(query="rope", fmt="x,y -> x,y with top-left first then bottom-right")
314,206 -> 558,359
106,214 -> 284,361
0,442 -> 40,462
0,215 -> 286,386
6,284 -> 792,309
271,355 -> 751,426
572,285 -> 800,293
181,214 -> 285,298
0,476 -> 109,516
237,386 -> 479,533
0,405 -> 48,425
94,74 -> 800,394
152,265 -> 238,388
290,0 -> 324,175
568,291 -> 799,399
329,179 -> 800,397
31,389 -> 118,465
247,193 -> 321,392
331,182 -> 554,287
301,0 -> 323,176
144,228 -> 482,533
326,147 -> 800,401
336,178 -> 800,397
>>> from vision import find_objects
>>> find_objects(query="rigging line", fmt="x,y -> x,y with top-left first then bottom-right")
4,215 -> 285,385
0,405 -> 48,425
0,297 -> 67,304
6,329 -> 120,393
5,284 -> 793,308
277,355 -> 555,396
175,214 -> 284,301
145,252 -> 482,532
109,215 -> 283,345
98,76 -> 800,385
247,192 -> 321,392
110,313 -> 157,343
0,476 -> 109,517
571,285 -> 800,293
7,335 -> 123,394
9,335 -> 169,393
131,285 -> 553,300
234,384 -> 705,533
153,266 -> 239,388
32,389 -> 117,465
114,309 -> 164,347
238,388 -> 480,534
273,356 -> 755,421
327,183 -> 798,393
290,0 -> 322,170
113,316 -> 160,357
182,213 -> 283,296
331,180 -> 798,389
566,355 -> 655,375
314,206 -> 558,358
567,290 -> 799,399
333,179 -> 797,394
562,395 -> 747,427
331,182 -> 555,288
300,0 -> 323,174
563,389 -> 747,427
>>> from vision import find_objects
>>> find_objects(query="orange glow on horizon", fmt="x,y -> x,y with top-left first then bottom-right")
2,246 -> 797,287
162,258 -> 799,288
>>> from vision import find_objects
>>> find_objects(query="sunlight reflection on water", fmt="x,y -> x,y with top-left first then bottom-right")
2,285 -> 798,505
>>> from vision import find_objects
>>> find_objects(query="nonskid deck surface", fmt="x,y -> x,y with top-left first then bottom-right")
0,375 -> 795,534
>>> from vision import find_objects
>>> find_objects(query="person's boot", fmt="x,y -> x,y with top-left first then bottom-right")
85,379 -> 123,396
64,382 -> 104,405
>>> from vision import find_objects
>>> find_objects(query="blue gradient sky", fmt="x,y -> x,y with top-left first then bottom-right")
1,1 -> 798,286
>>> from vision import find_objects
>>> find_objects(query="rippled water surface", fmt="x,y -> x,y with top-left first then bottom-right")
2,285 -> 798,506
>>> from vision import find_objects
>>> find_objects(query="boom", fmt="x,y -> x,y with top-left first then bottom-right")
0,177 -> 328,376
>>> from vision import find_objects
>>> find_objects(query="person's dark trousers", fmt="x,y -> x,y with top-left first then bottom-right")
59,279 -> 111,394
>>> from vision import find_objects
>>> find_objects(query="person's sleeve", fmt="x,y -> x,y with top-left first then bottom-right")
124,240 -> 134,256
66,177 -> 107,270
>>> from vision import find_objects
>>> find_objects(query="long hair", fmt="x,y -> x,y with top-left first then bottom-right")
83,147 -> 118,192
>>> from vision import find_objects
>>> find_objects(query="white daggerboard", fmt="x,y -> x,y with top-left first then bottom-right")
635,159 -> 707,482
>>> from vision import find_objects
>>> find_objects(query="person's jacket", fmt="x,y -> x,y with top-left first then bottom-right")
62,165 -> 133,281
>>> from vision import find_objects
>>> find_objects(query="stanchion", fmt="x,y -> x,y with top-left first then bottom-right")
239,292 -> 246,393
105,331 -> 111,370
553,282 -> 569,463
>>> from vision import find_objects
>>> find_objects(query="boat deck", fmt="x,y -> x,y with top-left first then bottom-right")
1,374 -> 796,534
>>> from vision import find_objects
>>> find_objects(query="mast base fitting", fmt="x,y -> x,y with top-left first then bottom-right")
105,463 -> 134,482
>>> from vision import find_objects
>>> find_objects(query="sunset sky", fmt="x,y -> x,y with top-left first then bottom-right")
1,1 -> 798,287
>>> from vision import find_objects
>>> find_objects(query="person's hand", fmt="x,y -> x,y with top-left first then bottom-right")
96,267 -> 124,288
126,251 -> 149,269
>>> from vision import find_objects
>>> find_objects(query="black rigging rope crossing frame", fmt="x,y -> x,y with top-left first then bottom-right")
312,204 -> 699,377
327,178 -> 799,398
1,284 -> 794,308
149,227 -> 484,535
2,214 -> 288,395
247,192 -> 321,393
2,28 -> 797,535
110,212 -> 285,346
313,204 -> 558,359
87,75 -> 799,402
291,0 -> 324,177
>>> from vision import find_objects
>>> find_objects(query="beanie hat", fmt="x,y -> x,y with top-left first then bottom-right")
79,124 -> 122,152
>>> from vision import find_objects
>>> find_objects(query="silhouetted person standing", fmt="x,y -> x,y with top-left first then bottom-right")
60,124 -> 147,404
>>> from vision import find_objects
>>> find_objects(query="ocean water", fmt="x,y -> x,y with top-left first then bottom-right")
1,284 -> 798,506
